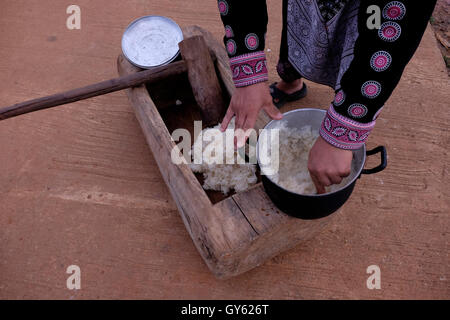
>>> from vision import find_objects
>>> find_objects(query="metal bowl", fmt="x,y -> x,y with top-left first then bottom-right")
121,15 -> 183,69
257,108 -> 387,219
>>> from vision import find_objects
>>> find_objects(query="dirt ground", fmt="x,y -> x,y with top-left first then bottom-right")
0,1 -> 449,299
431,0 -> 450,74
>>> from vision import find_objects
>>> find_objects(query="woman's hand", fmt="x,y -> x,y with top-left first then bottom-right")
308,136 -> 353,194
220,82 -> 283,148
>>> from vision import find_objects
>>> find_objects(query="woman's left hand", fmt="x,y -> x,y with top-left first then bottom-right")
308,136 -> 353,194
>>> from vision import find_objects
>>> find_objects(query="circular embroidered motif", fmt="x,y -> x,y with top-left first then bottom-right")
348,104 -> 368,118
226,39 -> 236,56
332,127 -> 347,137
245,33 -> 259,50
383,1 -> 406,21
361,81 -> 382,99
378,22 -> 401,42
218,1 -> 229,16
370,51 -> 392,72
348,131 -> 359,142
225,25 -> 233,38
242,64 -> 254,75
333,90 -> 346,106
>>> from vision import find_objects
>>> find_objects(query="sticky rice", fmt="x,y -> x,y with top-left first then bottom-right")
263,121 -> 349,195
190,119 -> 257,194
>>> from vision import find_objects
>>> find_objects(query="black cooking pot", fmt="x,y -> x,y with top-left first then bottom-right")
257,109 -> 387,220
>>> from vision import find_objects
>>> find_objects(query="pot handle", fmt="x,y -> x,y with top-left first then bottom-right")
361,146 -> 387,175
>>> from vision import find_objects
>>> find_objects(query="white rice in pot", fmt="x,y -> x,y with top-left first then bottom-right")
262,121 -> 350,195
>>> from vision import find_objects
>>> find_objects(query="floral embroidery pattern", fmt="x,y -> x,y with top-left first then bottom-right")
361,81 -> 382,99
370,51 -> 392,72
332,127 -> 347,137
232,66 -> 240,78
242,64 -> 254,75
348,130 -> 359,141
378,22 -> 401,42
324,117 -> 332,131
218,1 -> 229,16
383,1 -> 406,21
255,60 -> 265,73
229,51 -> 268,87
225,25 -> 234,38
333,90 -> 346,106
245,33 -> 259,50
226,39 -> 236,56
320,105 -> 375,150
348,103 -> 368,118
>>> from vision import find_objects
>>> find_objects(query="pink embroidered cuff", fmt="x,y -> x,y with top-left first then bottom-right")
320,105 -> 376,150
229,51 -> 268,88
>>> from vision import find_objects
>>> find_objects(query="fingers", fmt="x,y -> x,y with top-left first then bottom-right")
234,121 -> 248,149
221,83 -> 276,149
329,174 -> 343,185
221,104 -> 254,149
307,135 -> 353,194
310,171 -> 350,194
235,111 -> 245,130
339,168 -> 351,178
220,106 -> 235,132
243,108 -> 257,130
235,100 -> 262,148
263,102 -> 283,120
310,173 -> 327,194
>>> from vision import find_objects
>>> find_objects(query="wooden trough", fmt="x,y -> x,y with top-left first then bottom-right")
117,25 -> 335,279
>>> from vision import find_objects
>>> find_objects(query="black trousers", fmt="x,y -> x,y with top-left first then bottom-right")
276,0 -> 303,83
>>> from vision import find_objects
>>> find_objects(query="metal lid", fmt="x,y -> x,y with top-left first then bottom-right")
121,15 -> 183,69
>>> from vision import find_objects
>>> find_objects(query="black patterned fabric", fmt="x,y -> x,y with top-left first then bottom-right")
217,0 -> 437,149
285,0 -> 360,89
316,0 -> 349,21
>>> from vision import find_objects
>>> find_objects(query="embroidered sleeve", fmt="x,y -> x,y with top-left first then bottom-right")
320,0 -> 437,150
217,0 -> 269,87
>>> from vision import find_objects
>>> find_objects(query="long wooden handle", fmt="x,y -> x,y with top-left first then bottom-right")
0,60 -> 187,121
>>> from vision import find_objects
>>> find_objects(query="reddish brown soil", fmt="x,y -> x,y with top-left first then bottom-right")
431,0 -> 450,75
0,0 -> 448,299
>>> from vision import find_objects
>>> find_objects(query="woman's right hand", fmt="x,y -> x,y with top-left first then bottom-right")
220,82 -> 283,148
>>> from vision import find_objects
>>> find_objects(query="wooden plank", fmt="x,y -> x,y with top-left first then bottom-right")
183,25 -> 234,95
179,36 -> 226,125
117,53 -> 263,278
117,54 -> 227,269
232,184 -> 289,234
232,183 -> 335,241
182,25 -> 271,131
213,197 -> 259,249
